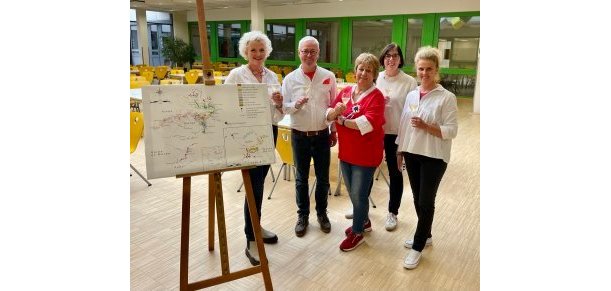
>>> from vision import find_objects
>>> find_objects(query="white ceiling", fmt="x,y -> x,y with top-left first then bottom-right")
129,0 -> 357,12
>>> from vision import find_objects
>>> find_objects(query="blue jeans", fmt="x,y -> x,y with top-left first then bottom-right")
340,161 -> 376,234
291,130 -> 330,217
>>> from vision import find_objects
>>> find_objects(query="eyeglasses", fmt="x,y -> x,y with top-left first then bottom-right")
300,50 -> 318,56
384,54 -> 400,60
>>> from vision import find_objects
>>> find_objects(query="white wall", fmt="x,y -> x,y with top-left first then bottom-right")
186,0 -> 480,21
473,55 -> 480,114
172,11 -> 189,42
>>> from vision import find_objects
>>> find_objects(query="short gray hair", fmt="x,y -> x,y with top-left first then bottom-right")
238,31 -> 273,60
298,36 -> 319,50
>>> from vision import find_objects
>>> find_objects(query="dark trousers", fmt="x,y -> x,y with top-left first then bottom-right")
403,152 -> 447,252
384,134 -> 404,215
292,130 -> 330,217
244,125 -> 278,241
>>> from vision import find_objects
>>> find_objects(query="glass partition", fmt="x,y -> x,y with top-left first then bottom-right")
438,16 -> 480,69
189,23 -> 211,60
217,23 -> 241,58
405,18 -> 423,66
306,21 -> 339,63
267,22 -> 296,61
351,19 -> 392,62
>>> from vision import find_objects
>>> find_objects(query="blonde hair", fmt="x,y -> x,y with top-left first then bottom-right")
414,46 -> 441,83
353,53 -> 380,80
238,31 -> 273,60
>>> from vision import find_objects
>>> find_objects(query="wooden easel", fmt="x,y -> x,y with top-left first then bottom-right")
177,167 -> 273,290
175,1 -> 273,289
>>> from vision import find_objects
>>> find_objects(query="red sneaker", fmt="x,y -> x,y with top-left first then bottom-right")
340,232 -> 365,251
344,219 -> 372,236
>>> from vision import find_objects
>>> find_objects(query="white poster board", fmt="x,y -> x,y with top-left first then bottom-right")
142,84 -> 276,179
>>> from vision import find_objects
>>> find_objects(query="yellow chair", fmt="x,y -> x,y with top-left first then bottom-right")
276,73 -> 283,83
213,71 -> 223,77
130,80 -> 150,89
282,66 -> 293,76
268,65 -> 280,74
130,112 -> 151,186
154,66 -> 169,81
139,66 -> 153,75
141,71 -> 154,84
131,75 -> 146,82
171,69 -> 184,75
185,71 -> 199,84
160,79 -> 181,85
345,72 -> 356,83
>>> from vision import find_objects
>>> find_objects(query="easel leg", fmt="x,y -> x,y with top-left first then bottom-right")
212,172 -> 230,275
208,174 -> 216,251
242,169 -> 273,290
180,177 -> 191,291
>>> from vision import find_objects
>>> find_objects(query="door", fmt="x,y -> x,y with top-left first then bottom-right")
148,24 -> 173,66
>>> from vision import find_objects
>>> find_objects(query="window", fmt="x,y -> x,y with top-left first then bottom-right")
405,18 -> 423,66
439,73 -> 476,97
306,21 -> 339,63
189,23 -> 211,59
217,23 -> 241,58
351,19 -> 392,62
266,23 -> 296,61
437,16 -> 480,69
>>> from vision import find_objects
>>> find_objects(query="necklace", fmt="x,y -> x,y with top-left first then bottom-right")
249,66 -> 265,78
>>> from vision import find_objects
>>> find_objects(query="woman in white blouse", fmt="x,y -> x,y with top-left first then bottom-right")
375,43 -> 417,231
396,46 -> 458,270
224,31 -> 284,266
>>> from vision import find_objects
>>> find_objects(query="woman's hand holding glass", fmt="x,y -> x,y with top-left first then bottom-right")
384,88 -> 392,105
268,84 -> 283,107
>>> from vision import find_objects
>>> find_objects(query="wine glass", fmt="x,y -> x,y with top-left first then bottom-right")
408,99 -> 419,116
268,84 -> 281,95
268,84 -> 282,106
341,95 -> 351,105
384,88 -> 392,105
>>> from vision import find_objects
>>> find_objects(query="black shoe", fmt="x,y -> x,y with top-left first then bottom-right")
295,215 -> 309,237
317,213 -> 331,233
262,227 -> 278,244
245,241 -> 260,266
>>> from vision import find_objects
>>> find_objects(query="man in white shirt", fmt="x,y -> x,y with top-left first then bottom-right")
282,36 -> 337,237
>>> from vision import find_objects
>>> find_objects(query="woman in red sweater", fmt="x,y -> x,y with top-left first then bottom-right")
326,53 -> 385,251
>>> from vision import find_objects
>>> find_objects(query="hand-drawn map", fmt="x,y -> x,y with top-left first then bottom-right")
142,84 -> 275,179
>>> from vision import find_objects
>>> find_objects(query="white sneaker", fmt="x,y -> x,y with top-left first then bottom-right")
385,213 -> 397,231
245,241 -> 260,266
345,212 -> 353,219
403,249 -> 422,269
404,237 -> 433,249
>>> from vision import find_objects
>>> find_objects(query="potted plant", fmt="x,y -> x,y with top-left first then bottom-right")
161,37 -> 196,69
